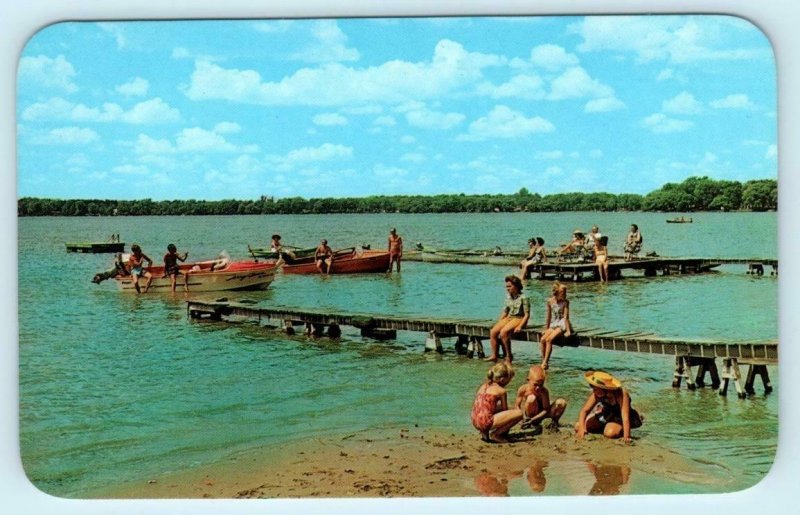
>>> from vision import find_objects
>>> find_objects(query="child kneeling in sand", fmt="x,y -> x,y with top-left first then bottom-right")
515,365 -> 567,430
471,362 -> 523,443
575,370 -> 643,444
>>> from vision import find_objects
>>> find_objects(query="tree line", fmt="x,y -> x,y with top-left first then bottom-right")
18,176 -> 777,216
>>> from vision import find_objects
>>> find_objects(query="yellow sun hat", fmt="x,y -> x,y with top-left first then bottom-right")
584,370 -> 622,390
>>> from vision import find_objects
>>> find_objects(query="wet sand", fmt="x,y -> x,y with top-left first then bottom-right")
92,424 -> 730,498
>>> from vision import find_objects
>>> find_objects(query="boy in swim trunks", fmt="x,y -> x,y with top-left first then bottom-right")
163,243 -> 189,292
515,365 -> 567,430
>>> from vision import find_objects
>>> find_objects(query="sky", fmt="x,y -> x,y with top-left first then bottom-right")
16,15 -> 777,201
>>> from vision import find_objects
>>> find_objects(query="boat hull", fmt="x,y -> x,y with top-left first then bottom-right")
282,250 -> 390,274
248,246 -> 317,260
113,260 -> 277,292
67,242 -> 125,253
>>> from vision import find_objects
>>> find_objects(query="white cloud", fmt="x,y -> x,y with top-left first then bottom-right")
458,105 -> 555,141
373,115 -> 396,127
121,98 -> 182,124
214,122 -> 242,134
585,97 -> 626,113
529,44 -> 580,70
112,164 -> 149,175
266,143 -> 353,171
663,91 -> 704,114
590,149 -> 604,158
18,55 -> 78,93
98,23 -> 127,49
22,97 -> 181,124
184,39 -> 505,106
535,150 -> 563,160
765,144 -> 777,159
710,94 -> 756,110
572,16 -> 763,64
405,107 -> 465,130
548,67 -> 614,100
33,126 -> 99,145
401,153 -> 426,163
313,113 -> 349,126
252,20 -> 293,33
289,20 -> 360,63
400,135 -> 416,144
656,68 -> 674,81
175,127 -> 237,152
477,74 -> 546,100
115,77 -> 149,97
373,164 -> 408,178
172,47 -> 191,59
642,113 -> 694,133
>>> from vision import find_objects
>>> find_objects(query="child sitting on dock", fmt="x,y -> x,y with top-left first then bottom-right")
575,371 -> 643,443
485,275 -> 530,364
515,365 -> 567,431
539,282 -> 571,370
471,362 -> 524,443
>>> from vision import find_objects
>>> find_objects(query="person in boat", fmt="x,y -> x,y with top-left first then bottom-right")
163,243 -> 189,293
387,227 -> 403,273
128,244 -> 154,294
623,224 -> 643,261
575,370 -> 643,444
270,234 -> 296,262
519,237 -> 546,280
471,362 -> 524,443
515,364 -> 567,431
539,281 -> 571,370
485,275 -> 530,364
557,229 -> 588,261
314,239 -> 334,274
595,235 -> 609,283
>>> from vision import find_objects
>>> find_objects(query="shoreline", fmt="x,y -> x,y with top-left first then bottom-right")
89,424 -> 738,499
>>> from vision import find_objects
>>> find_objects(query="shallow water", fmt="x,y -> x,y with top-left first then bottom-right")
18,212 -> 778,496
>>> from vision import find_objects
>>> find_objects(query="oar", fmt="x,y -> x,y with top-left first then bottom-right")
247,244 -> 259,263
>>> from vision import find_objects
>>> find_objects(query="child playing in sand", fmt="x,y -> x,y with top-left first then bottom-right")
539,281 -> 572,370
515,365 -> 567,430
575,370 -> 643,443
471,362 -> 523,443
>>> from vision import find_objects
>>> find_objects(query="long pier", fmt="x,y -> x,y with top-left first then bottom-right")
186,300 -> 776,398
403,251 -> 777,282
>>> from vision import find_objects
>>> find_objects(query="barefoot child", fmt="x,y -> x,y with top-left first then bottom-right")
515,365 -> 567,430
471,362 -> 524,443
485,275 -> 530,364
575,370 -> 643,443
539,281 -> 572,369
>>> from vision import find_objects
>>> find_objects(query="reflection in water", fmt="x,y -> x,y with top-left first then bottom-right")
474,459 -> 549,495
526,459 -> 548,493
587,462 -> 631,495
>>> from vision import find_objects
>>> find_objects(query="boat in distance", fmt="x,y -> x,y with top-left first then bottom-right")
66,241 -> 125,253
666,216 -> 693,223
247,245 -> 316,261
94,257 -> 279,292
282,248 -> 391,274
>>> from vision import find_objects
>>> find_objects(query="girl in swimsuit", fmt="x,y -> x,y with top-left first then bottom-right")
595,235 -> 609,283
539,282 -> 571,370
485,275 -> 530,364
471,362 -> 523,443
575,370 -> 643,443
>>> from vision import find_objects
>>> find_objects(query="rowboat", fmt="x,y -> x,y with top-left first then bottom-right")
282,248 -> 390,274
66,242 -> 125,253
247,245 -> 316,261
93,257 -> 279,292
666,217 -> 693,223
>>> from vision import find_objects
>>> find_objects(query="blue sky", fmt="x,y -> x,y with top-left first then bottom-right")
16,15 -> 777,200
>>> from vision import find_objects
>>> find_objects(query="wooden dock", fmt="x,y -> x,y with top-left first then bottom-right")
404,251 -> 777,281
186,300 -> 776,398
66,242 -> 125,253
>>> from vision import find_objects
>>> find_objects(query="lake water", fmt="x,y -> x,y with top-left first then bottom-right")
17,212 -> 778,497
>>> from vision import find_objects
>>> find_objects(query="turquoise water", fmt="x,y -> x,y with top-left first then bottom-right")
18,212 -> 778,497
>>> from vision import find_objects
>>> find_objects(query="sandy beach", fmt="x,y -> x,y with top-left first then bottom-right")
93,423 -> 732,499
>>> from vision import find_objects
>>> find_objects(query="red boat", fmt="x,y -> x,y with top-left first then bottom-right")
282,248 -> 391,274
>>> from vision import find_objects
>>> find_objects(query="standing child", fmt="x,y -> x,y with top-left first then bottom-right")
471,362 -> 523,443
163,243 -> 189,292
387,227 -> 403,273
515,365 -> 567,430
539,281 -> 571,370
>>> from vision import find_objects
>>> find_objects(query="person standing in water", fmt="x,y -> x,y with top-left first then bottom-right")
387,227 -> 403,273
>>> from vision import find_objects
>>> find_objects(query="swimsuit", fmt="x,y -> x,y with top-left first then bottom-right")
471,390 -> 499,433
549,299 -> 567,330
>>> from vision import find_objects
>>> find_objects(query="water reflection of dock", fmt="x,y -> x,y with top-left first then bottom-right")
187,300 -> 776,398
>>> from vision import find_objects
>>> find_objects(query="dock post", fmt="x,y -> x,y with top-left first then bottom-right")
719,358 -> 746,398
455,335 -> 469,355
425,331 -> 444,354
743,363 -> 773,395
327,323 -> 342,338
694,359 -> 720,389
672,356 -> 697,390
467,337 -> 485,359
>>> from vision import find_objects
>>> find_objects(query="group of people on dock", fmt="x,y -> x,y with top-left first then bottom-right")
473,274 -> 643,444
519,223 -> 643,283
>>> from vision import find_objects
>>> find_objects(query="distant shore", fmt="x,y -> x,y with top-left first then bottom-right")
90,425 -> 734,499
